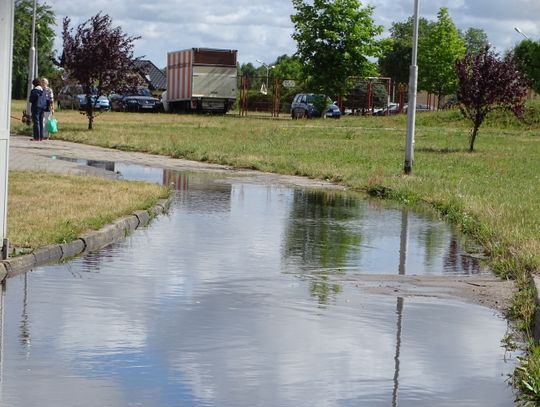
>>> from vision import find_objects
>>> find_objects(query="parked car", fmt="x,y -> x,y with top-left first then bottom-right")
402,103 -> 433,113
109,87 -> 163,112
291,93 -> 341,119
57,85 -> 110,111
325,102 -> 342,119
376,102 -> 401,116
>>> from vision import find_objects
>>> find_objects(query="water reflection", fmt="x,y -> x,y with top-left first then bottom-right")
1,269 -> 516,406
0,166 -> 514,406
392,297 -> 404,407
18,275 -> 30,351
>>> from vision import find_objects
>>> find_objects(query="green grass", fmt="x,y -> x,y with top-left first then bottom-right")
10,98 -> 540,399
8,171 -> 169,249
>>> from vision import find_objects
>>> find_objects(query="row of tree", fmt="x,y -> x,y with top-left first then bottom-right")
239,2 -> 539,112
10,0 -> 539,148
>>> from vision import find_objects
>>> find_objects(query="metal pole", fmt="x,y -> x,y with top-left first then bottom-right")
0,0 -> 15,259
514,26 -> 529,40
25,0 -> 38,119
404,0 -> 420,175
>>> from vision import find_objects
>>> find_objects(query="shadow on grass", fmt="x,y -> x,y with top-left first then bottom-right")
416,147 -> 467,154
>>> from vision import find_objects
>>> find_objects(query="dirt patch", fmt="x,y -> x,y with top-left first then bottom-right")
311,273 -> 514,314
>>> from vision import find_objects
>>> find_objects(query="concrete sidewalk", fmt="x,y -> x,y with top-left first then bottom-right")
8,134 -> 234,177
8,134 -> 340,187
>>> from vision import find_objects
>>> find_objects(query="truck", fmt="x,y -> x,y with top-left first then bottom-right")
162,48 -> 237,114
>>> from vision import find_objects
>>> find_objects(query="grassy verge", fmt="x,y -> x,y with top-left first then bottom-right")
7,171 -> 169,251
10,99 -> 540,400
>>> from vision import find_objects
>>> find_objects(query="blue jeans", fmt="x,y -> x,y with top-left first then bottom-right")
31,109 -> 44,140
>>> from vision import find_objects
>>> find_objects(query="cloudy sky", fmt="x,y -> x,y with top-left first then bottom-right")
43,0 -> 539,69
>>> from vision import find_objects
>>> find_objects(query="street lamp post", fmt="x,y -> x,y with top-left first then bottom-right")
256,59 -> 275,93
404,0 -> 420,175
25,0 -> 38,121
514,26 -> 530,40
0,0 -> 15,259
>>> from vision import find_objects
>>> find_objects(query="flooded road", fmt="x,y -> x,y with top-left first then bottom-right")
0,165 -> 517,406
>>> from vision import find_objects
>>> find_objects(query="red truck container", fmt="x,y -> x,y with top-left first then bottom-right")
163,48 -> 237,113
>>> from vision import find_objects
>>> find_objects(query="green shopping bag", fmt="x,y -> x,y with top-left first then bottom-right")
47,115 -> 58,134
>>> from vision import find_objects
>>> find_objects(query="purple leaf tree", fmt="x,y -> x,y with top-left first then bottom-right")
58,13 -> 143,129
455,45 -> 529,151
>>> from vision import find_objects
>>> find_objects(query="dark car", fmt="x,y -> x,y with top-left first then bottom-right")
57,85 -> 110,111
109,87 -> 163,112
291,93 -> 341,119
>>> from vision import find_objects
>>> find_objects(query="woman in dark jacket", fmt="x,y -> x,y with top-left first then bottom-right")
29,78 -> 47,141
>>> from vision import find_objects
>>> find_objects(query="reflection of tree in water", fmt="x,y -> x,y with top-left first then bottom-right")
309,276 -> 342,305
444,237 -> 481,274
418,223 -> 447,270
284,190 -> 364,304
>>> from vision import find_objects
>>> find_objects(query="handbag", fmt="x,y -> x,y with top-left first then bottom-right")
47,115 -> 58,134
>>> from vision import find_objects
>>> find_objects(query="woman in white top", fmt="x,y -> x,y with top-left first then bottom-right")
42,78 -> 54,140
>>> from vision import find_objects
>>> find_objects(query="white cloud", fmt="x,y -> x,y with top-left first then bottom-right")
44,0 -> 538,68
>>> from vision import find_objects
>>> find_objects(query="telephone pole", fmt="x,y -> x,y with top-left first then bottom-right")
0,0 -> 15,259
404,0 -> 420,175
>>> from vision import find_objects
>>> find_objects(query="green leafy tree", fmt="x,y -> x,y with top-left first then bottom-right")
456,46 -> 529,151
272,54 -> 304,80
512,39 -> 540,93
239,62 -> 257,79
378,17 -> 433,86
461,27 -> 489,55
291,0 -> 382,98
418,8 -> 465,108
12,0 -> 56,99
345,79 -> 388,112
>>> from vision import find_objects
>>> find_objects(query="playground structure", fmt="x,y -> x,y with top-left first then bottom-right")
236,75 -> 436,117
238,76 -> 302,117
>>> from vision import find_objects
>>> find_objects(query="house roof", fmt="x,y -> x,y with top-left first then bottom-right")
134,60 -> 167,91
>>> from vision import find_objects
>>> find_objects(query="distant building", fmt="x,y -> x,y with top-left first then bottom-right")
134,60 -> 167,92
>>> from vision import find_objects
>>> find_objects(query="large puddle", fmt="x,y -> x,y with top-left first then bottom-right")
0,161 -> 518,406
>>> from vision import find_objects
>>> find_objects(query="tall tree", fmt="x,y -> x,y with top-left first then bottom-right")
58,13 -> 142,129
239,62 -> 257,79
378,17 -> 433,87
12,0 -> 56,99
456,46 -> 529,151
291,0 -> 382,98
271,54 -> 304,80
461,27 -> 489,55
512,39 -> 540,93
418,8 -> 465,108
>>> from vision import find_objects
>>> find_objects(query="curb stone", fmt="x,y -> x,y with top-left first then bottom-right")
133,210 -> 151,227
0,262 -> 6,281
534,276 -> 540,341
59,239 -> 86,260
2,254 -> 37,277
114,216 -> 140,236
0,197 -> 172,280
33,244 -> 63,265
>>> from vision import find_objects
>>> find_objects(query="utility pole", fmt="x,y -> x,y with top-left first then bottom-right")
404,0 -> 420,175
0,0 -> 15,259
24,0 -> 38,122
